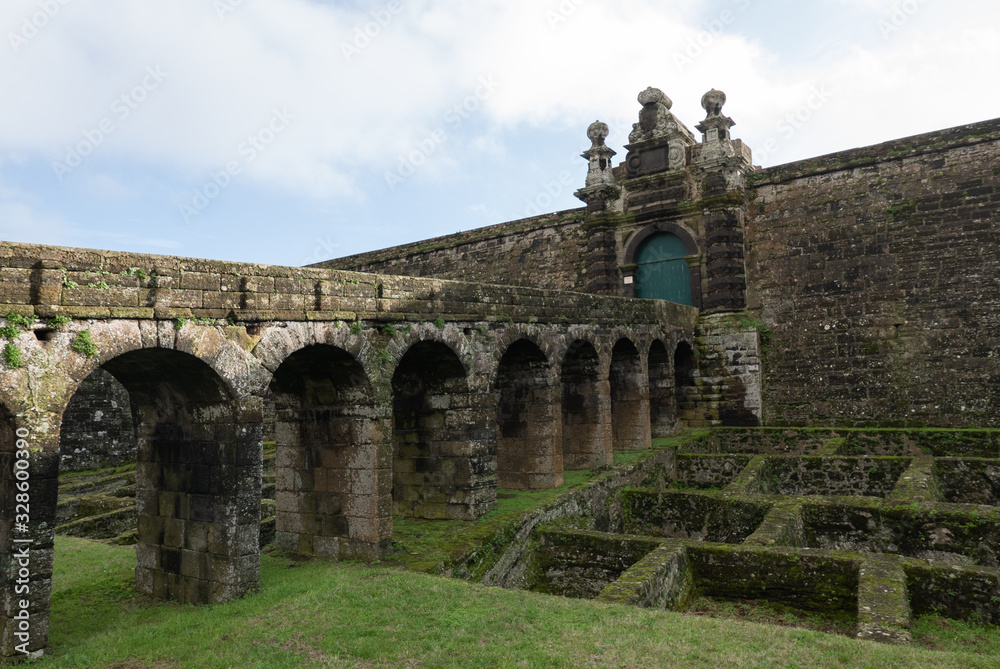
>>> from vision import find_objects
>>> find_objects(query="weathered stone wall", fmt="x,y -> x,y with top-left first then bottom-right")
0,240 -> 698,661
58,368 -> 136,471
318,110 -> 1000,430
314,210 -> 592,292
745,118 -> 1000,428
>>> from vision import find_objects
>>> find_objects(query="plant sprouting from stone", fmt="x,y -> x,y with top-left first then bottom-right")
3,343 -> 23,369
173,317 -> 187,331
1,313 -> 32,340
71,329 -> 98,358
433,317 -> 446,329
48,315 -> 72,329
350,322 -> 363,335
60,268 -> 78,289
382,324 -> 397,336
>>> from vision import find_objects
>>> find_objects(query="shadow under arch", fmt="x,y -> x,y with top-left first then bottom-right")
391,340 -> 495,520
269,343 -> 391,560
561,340 -> 611,470
647,339 -> 676,437
610,338 -> 650,451
95,347 -> 261,604
673,341 -> 698,428
495,338 -> 562,489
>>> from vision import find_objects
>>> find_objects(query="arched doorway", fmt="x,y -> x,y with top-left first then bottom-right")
96,348 -> 260,605
561,340 -> 611,470
636,233 -> 693,305
673,342 -> 698,427
647,340 -> 675,437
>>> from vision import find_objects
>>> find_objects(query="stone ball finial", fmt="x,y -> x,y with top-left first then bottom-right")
587,120 -> 610,146
701,89 -> 727,116
638,87 -> 672,109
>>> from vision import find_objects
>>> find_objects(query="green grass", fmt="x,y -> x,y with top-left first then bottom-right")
389,449 -> 666,573
35,536 -> 1000,668
912,614 -> 1000,655
685,596 -> 857,638
389,468 -> 596,572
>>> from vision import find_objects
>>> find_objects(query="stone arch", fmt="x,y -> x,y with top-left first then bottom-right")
622,221 -> 701,307
647,339 -> 676,437
391,340 -> 495,520
255,322 -> 375,384
610,338 -> 650,451
561,340 -> 612,470
489,326 -> 558,387
495,338 -> 562,489
269,344 -> 391,560
674,340 -> 698,427
95,347 -> 261,605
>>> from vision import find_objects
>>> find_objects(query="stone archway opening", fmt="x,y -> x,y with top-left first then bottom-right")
496,339 -> 561,490
561,340 -> 611,470
647,340 -> 675,437
392,341 -> 494,520
610,339 -> 650,451
269,344 -> 390,560
93,349 -> 261,605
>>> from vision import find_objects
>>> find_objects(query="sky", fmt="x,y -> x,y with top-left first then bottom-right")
1,0 -> 998,268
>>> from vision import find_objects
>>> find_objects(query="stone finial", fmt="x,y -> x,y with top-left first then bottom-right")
696,88 -> 735,146
587,120 -> 610,148
638,87 -> 672,110
580,119 -> 617,189
576,119 -> 620,210
701,89 -> 726,117
629,87 -> 677,144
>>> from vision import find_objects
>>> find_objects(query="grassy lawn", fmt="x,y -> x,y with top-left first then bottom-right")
388,449 -> 653,573
33,536 -> 999,668
38,437 -> 1000,667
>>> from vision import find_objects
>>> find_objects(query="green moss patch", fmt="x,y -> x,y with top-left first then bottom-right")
623,489 -> 770,543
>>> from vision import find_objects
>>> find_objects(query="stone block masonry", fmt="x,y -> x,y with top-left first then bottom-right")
319,90 -> 1000,431
0,240 -> 696,661
513,428 -> 1000,646
746,118 -> 1000,428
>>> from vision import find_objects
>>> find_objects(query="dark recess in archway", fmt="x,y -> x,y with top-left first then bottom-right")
561,340 -> 611,470
647,340 -> 676,437
269,344 -> 390,559
496,339 -> 561,489
673,341 -> 698,428
610,339 -> 649,451
99,348 -> 261,605
392,341 -> 495,520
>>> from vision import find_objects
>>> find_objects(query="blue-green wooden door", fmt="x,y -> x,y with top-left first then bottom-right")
635,233 -> 692,305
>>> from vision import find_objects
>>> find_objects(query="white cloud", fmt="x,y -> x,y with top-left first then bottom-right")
1,0 -> 998,202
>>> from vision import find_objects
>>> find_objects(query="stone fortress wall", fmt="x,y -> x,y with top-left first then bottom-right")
320,94 -> 1000,429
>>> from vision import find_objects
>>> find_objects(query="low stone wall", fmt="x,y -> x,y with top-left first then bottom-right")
683,427 -> 1000,457
483,427 -> 1000,646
